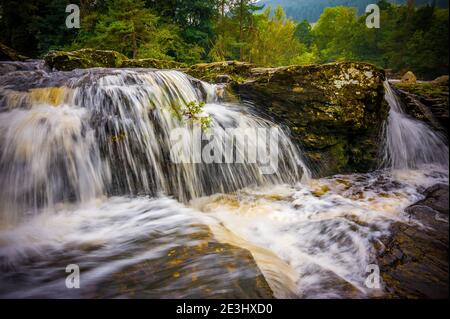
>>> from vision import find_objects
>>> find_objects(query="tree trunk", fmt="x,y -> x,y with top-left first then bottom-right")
239,0 -> 244,61
132,24 -> 137,59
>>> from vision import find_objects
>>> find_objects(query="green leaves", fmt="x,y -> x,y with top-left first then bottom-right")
172,101 -> 212,131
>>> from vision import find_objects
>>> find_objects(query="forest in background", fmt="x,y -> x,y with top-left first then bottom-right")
257,0 -> 449,22
0,0 -> 448,79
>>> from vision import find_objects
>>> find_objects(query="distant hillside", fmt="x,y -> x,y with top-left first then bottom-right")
257,0 -> 449,22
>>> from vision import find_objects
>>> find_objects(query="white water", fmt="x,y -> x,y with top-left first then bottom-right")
0,66 -> 308,222
381,81 -> 449,170
0,63 -> 448,298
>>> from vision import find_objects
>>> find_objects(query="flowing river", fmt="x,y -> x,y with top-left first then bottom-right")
0,61 -> 448,298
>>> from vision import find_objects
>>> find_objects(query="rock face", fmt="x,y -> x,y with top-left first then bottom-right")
229,62 -> 388,176
377,184 -> 449,299
393,80 -> 449,137
45,49 -> 185,71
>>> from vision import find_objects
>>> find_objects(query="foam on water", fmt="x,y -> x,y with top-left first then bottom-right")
191,166 -> 448,298
0,61 -> 448,298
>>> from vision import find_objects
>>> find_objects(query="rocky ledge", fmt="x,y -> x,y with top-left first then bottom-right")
378,183 -> 449,298
392,78 -> 449,137
44,49 -> 185,71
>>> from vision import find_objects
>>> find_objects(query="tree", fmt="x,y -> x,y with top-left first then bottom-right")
313,7 -> 359,61
247,6 -> 306,66
95,0 -> 158,58
294,19 -> 314,48
230,0 -> 263,61
146,0 -> 217,58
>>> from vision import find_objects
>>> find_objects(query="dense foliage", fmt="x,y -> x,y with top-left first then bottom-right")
0,0 -> 448,78
258,0 -> 449,22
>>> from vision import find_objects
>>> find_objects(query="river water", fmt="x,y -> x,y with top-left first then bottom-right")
0,61 -> 448,298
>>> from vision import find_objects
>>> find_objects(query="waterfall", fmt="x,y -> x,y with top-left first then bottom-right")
1,63 -> 449,299
0,63 -> 309,222
381,81 -> 449,170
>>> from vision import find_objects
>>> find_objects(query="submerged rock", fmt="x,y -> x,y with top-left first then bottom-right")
377,184 -> 449,299
93,224 -> 274,299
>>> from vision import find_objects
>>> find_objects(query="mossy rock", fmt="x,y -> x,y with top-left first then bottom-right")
187,61 -> 255,84
44,49 -> 185,71
45,49 -> 127,71
393,81 -> 449,136
121,58 -> 186,69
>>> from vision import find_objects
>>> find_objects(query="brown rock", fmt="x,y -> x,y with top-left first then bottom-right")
401,71 -> 417,83
377,184 -> 449,298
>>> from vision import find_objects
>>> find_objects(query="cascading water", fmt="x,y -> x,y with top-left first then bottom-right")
0,62 -> 448,299
381,81 -> 449,170
0,64 -> 308,223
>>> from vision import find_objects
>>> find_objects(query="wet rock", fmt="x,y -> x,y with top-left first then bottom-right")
401,71 -> 417,84
377,184 -> 449,299
416,184 -> 449,215
393,81 -> 449,136
94,225 -> 274,299
215,74 -> 233,83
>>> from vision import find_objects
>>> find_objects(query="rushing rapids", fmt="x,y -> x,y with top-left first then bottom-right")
381,81 -> 449,170
0,63 -> 308,222
0,61 -> 448,298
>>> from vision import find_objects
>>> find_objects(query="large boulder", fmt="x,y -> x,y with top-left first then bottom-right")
193,62 -> 387,176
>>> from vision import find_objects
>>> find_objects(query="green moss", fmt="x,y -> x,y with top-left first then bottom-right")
394,82 -> 449,100
186,61 -> 254,84
45,49 -> 127,71
121,58 -> 186,69
44,49 -> 185,71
